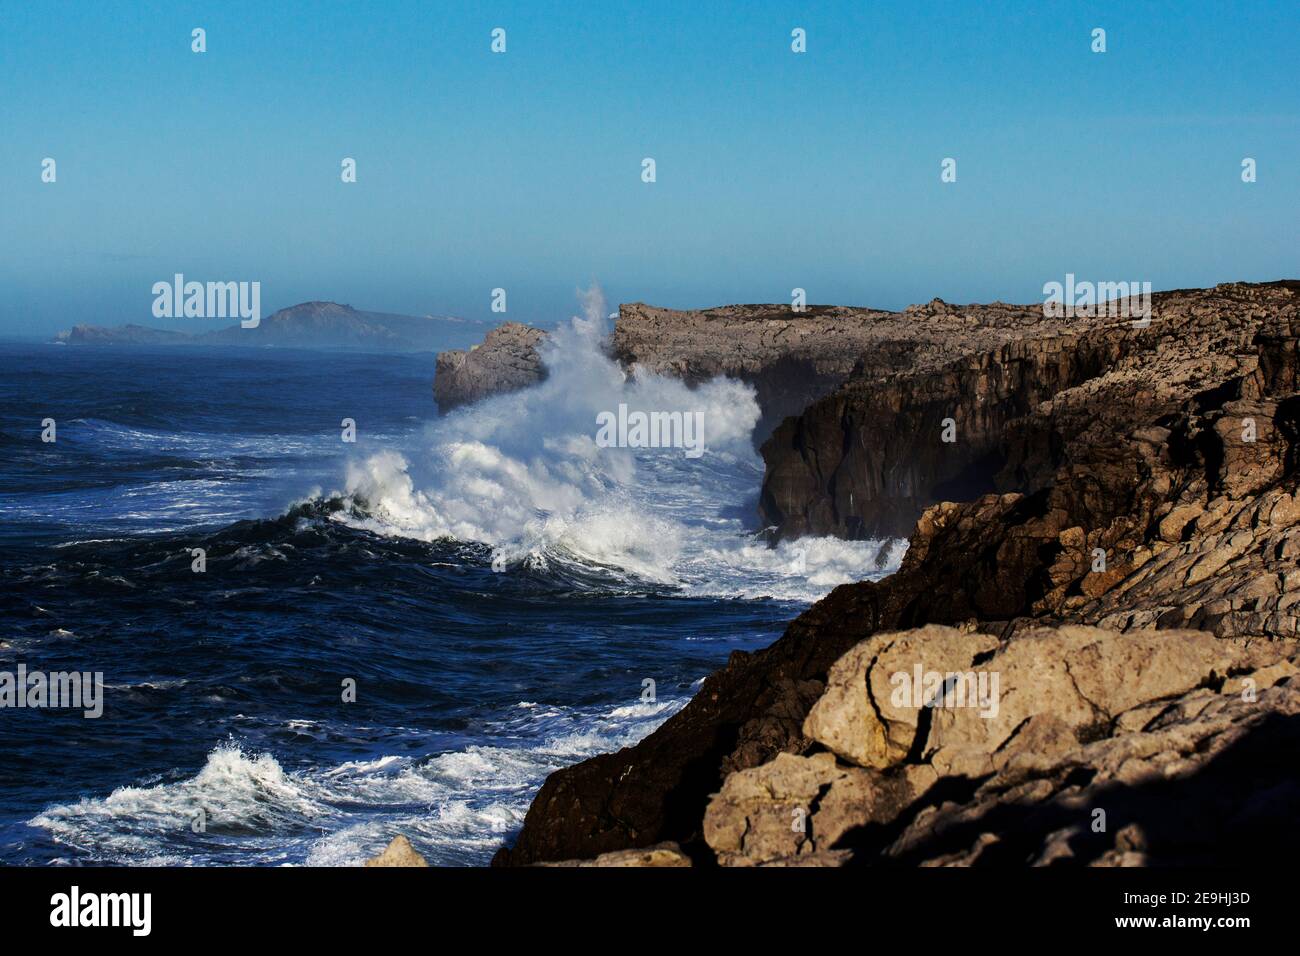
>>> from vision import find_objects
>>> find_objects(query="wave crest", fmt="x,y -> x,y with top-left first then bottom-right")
323,285 -> 903,600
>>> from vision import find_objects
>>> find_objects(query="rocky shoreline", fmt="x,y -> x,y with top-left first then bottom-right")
759,284 -> 1300,540
439,281 -> 1300,867
436,300 -> 1058,444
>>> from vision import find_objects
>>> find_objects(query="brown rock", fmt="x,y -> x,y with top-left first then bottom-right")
613,301 -> 895,441
760,282 -> 1300,539
434,322 -> 547,411
707,627 -> 1300,866
364,835 -> 429,867
803,626 -> 1000,768
495,281 -> 1300,867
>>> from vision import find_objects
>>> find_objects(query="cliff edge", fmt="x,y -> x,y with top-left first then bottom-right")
494,280 -> 1300,866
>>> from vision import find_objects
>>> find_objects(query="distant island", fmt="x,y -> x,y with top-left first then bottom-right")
55,301 -> 490,353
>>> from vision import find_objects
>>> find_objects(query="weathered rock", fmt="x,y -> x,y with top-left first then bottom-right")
494,281 -> 1300,867
614,302 -> 894,441
880,681 -> 1300,866
433,322 -> 547,411
804,625 -> 1288,778
702,750 -> 936,866
436,299 -> 1097,443
364,835 -> 429,867
803,625 -> 1000,769
701,752 -> 843,865
761,281 -> 1300,539
704,627 -> 1300,867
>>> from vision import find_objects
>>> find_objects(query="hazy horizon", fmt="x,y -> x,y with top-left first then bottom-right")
3,0 -> 1297,337
8,278 -> 1300,345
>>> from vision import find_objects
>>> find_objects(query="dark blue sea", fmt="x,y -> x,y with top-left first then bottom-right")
0,322 -> 902,865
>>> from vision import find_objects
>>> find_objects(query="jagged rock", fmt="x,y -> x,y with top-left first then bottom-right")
702,627 -> 1300,867
880,682 -> 1300,866
364,835 -> 429,867
433,322 -> 547,411
614,302 -> 891,440
802,625 -> 1000,769
436,299 -> 1090,442
701,752 -> 843,865
615,301 -> 1122,445
702,750 -> 935,866
760,282 -> 1300,539
804,625 -> 1292,777
495,281 -> 1300,867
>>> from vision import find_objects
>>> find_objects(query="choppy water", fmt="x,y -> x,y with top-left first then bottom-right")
0,299 -> 903,866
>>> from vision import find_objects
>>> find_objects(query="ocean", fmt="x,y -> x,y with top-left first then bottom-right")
0,302 -> 903,866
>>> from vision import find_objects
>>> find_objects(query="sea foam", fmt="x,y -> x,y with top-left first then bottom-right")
331,286 -> 905,602
32,696 -> 689,866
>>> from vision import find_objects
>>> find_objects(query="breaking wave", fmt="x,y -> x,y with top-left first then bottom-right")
4,286 -> 907,867
327,286 -> 904,602
32,697 -> 688,866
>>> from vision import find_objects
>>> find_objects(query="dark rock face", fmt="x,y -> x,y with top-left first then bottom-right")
612,302 -> 896,442
433,322 -> 548,411
760,285 -> 1300,540
613,301 -> 1108,445
433,302 -> 907,436
494,281 -> 1300,867
435,300 -> 1082,444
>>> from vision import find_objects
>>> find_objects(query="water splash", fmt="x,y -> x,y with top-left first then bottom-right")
331,285 -> 905,600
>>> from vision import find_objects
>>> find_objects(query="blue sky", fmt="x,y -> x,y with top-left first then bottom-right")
1,0 -> 1297,336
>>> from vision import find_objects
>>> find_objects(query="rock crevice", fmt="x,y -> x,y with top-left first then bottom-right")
494,281 -> 1300,867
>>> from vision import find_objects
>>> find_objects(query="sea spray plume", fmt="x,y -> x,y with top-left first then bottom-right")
335,285 -> 757,577
331,284 -> 902,596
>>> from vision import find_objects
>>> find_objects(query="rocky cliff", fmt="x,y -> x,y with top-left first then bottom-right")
702,624 -> 1299,866
760,285 -> 1298,539
494,280 -> 1300,866
612,302 -> 898,441
434,300 -> 1081,441
433,322 -> 548,411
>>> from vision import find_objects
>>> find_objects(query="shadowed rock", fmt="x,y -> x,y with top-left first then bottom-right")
493,280 -> 1300,867
705,626 -> 1299,866
761,282 -> 1300,539
434,322 -> 547,411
